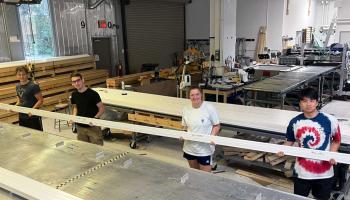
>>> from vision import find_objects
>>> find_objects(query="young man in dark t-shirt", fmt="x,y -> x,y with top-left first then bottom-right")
70,73 -> 105,145
15,66 -> 43,131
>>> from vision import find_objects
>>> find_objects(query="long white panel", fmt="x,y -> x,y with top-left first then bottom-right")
1,103 -> 350,165
0,167 -> 82,200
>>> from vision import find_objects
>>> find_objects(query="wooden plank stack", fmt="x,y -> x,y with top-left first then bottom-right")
128,111 -> 183,130
235,169 -> 293,191
0,55 -> 108,123
255,26 -> 267,61
223,134 -> 295,177
106,71 -> 154,88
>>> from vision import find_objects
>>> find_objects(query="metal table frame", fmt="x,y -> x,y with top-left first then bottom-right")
243,66 -> 338,109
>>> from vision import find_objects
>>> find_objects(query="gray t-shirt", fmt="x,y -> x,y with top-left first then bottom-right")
16,81 -> 41,109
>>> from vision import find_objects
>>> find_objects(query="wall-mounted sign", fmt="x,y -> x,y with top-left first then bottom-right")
81,21 -> 86,29
98,20 -> 107,29
107,21 -> 113,29
97,19 -> 115,29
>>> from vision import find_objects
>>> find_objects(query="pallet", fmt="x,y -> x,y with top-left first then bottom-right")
128,112 -> 183,130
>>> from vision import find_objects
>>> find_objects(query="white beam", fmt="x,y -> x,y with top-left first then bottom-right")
1,103 -> 350,165
0,167 -> 82,200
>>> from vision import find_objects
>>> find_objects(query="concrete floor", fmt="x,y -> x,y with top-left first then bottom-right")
43,116 -> 350,200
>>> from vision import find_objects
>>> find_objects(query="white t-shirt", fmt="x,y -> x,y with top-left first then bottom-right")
182,102 -> 220,156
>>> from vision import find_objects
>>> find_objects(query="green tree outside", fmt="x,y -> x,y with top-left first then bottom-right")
19,0 -> 54,59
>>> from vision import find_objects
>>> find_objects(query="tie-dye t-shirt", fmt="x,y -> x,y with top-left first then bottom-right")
286,112 -> 341,179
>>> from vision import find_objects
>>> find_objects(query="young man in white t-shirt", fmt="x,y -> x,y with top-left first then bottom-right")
182,87 -> 220,172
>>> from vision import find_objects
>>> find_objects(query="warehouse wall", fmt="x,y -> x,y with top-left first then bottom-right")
337,0 -> 350,19
124,0 -> 185,73
221,0 -> 237,62
185,0 -> 210,40
0,4 -> 24,62
334,0 -> 350,43
0,4 -> 10,62
282,0 -> 317,45
236,0 -> 284,57
49,0 -> 121,75
266,0 -> 284,52
313,0 -> 337,45
50,0 -> 117,56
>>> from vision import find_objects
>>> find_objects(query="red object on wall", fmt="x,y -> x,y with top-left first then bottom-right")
98,20 -> 107,29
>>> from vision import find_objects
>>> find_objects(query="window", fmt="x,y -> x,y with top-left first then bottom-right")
18,0 -> 54,59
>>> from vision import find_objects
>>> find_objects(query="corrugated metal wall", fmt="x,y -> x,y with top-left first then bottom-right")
0,4 -> 24,62
50,0 -> 117,56
125,0 -> 185,73
0,4 -> 10,62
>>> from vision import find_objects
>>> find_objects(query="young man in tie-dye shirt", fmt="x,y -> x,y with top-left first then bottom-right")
281,87 -> 341,200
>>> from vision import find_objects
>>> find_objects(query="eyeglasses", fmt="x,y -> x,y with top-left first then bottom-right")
71,79 -> 82,84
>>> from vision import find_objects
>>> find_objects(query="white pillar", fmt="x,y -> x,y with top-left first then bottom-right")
221,0 -> 237,65
210,0 -> 221,62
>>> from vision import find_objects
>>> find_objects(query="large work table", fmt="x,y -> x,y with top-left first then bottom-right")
94,88 -> 350,145
0,123 -> 307,200
243,66 -> 338,109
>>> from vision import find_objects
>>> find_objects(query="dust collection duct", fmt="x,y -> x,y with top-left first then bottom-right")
88,0 -> 106,9
0,0 -> 42,4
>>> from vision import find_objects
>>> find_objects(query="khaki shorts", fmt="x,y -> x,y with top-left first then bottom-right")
76,125 -> 103,146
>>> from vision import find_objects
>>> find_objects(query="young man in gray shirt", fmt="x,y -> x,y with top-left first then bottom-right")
15,66 -> 44,130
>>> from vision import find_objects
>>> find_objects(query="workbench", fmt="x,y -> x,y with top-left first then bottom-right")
253,65 -> 302,80
202,84 -> 244,103
243,66 -> 338,109
94,88 -> 350,145
0,123 -> 308,200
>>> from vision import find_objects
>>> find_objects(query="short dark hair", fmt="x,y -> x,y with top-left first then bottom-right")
189,86 -> 202,94
300,87 -> 318,101
16,66 -> 29,74
70,72 -> 83,79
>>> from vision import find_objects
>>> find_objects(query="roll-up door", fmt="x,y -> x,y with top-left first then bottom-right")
125,0 -> 185,73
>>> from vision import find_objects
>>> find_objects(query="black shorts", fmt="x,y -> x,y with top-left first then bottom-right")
19,115 -> 43,131
293,177 -> 333,200
183,152 -> 212,166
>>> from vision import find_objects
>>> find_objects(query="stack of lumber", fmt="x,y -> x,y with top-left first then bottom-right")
106,65 -> 203,89
235,169 -> 293,191
223,134 -> 295,177
159,65 -> 202,80
106,71 -> 154,88
255,26 -> 267,61
128,111 -> 183,130
0,55 -> 108,123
